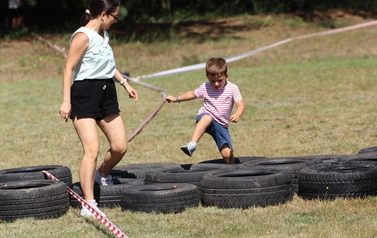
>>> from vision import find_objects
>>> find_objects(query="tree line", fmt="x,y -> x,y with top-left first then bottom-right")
1,0 -> 374,34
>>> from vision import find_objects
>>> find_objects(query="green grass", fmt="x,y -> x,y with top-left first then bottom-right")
1,15 -> 377,237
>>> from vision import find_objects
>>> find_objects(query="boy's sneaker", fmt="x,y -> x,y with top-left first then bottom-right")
180,141 -> 197,157
95,168 -> 114,186
80,200 -> 106,219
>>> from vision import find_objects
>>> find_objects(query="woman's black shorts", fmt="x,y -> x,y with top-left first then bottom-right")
70,79 -> 120,120
9,7 -> 24,18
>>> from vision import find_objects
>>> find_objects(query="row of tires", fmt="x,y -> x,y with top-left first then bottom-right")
0,147 -> 377,222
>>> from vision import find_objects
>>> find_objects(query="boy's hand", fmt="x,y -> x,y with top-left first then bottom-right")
166,91 -> 195,103
229,114 -> 241,123
166,95 -> 177,103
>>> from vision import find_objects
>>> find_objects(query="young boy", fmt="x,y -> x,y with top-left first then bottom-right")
166,58 -> 245,164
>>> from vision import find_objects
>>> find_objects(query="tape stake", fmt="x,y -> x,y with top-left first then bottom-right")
42,171 -> 129,238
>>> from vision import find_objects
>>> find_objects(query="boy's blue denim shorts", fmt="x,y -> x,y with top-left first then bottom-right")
196,113 -> 233,151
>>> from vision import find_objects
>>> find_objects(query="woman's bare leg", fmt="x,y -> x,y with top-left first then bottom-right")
97,113 -> 127,177
73,118 -> 99,201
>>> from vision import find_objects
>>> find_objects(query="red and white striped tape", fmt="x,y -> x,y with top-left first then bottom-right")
42,171 -> 129,238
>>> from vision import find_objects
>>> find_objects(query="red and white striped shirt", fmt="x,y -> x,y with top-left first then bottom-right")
194,81 -> 243,128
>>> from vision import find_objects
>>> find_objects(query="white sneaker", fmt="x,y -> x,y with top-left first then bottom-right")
80,200 -> 106,219
95,168 -> 114,186
180,141 -> 197,157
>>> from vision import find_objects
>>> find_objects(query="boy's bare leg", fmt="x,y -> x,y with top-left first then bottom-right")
181,115 -> 213,157
191,115 -> 212,142
221,145 -> 235,164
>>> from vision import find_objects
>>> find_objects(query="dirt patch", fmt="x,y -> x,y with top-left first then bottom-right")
0,36 -> 65,82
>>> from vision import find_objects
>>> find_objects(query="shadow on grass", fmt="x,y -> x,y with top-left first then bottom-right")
111,18 -> 267,43
110,9 -> 377,43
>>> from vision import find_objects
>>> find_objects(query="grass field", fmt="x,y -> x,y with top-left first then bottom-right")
1,12 -> 377,237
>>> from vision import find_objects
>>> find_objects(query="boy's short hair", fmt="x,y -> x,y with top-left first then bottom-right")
206,58 -> 227,76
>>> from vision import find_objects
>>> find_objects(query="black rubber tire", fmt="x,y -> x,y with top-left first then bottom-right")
0,180 -> 69,221
0,165 -> 72,186
267,154 -> 346,164
358,146 -> 377,154
239,158 -> 318,193
110,163 -> 181,180
298,160 -> 377,200
198,156 -> 268,164
144,163 -> 236,187
70,178 -> 144,208
200,168 -> 293,208
121,183 -> 200,213
297,154 -> 347,164
348,153 -> 377,163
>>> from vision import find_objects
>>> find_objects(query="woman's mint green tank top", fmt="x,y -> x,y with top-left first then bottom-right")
71,27 -> 116,81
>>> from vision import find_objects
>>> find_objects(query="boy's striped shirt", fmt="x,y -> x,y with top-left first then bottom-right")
194,81 -> 242,128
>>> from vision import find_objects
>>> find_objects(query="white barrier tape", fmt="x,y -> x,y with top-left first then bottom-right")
42,171 -> 129,238
132,38 -> 292,81
225,38 -> 293,63
132,62 -> 206,81
132,20 -> 377,81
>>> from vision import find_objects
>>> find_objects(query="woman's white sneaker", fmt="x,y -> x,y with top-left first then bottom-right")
80,200 -> 106,219
95,168 -> 114,185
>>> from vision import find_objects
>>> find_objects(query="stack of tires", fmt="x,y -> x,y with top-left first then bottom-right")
238,157 -> 320,193
120,183 -> 200,213
0,165 -> 71,221
298,159 -> 377,200
118,163 -> 237,213
116,160 -> 296,211
200,168 -> 293,208
3,149 -> 377,220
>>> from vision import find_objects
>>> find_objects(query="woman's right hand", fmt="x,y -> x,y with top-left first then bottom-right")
59,102 -> 71,122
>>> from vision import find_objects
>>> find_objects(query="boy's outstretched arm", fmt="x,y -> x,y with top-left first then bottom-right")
230,100 -> 245,123
166,91 -> 196,103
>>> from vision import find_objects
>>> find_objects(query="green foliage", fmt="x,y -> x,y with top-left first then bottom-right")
1,0 -> 375,35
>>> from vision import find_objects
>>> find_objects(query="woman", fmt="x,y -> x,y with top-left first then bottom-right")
8,0 -> 24,30
59,0 -> 138,218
